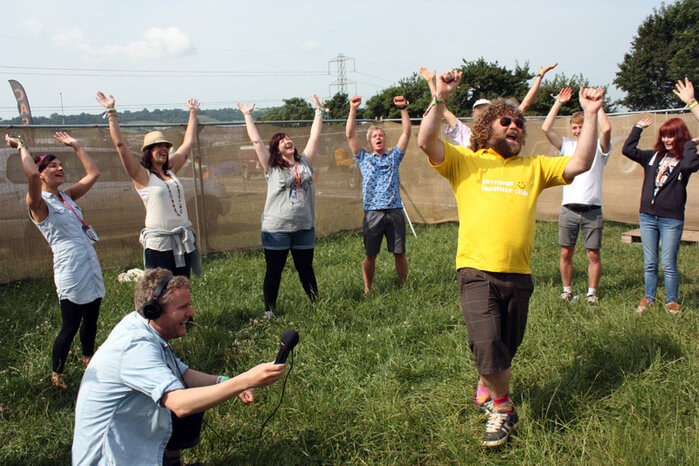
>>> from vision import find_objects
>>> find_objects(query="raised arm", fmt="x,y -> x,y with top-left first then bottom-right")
417,70 -> 463,165
598,106 -> 611,154
346,95 -> 363,155
237,102 -> 271,171
394,96 -> 412,153
96,91 -> 149,187
443,108 -> 459,130
6,134 -> 47,221
301,94 -> 324,164
622,118 -> 654,164
541,87 -> 572,151
54,132 -> 100,201
170,98 -> 199,174
673,78 -> 699,122
563,88 -> 605,182
519,62 -> 558,113
161,362 -> 286,418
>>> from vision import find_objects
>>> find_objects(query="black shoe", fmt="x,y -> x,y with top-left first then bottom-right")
481,409 -> 519,447
473,397 -> 495,415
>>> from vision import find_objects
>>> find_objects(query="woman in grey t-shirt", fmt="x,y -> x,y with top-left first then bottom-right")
238,96 -> 324,318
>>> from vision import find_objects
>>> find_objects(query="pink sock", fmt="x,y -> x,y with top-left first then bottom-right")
492,394 -> 514,413
474,383 -> 490,404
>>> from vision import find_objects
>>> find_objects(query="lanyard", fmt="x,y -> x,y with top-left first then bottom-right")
57,193 -> 86,226
287,161 -> 301,187
655,154 -> 678,187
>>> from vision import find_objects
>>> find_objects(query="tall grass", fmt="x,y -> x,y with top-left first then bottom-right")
0,222 -> 696,464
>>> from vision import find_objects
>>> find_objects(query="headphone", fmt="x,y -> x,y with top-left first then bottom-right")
141,274 -> 174,320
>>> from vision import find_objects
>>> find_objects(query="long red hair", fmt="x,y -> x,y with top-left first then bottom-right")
654,118 -> 691,156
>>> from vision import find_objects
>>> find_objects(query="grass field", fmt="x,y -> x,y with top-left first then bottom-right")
0,221 -> 697,464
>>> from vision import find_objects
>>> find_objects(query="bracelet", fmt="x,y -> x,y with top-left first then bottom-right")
396,104 -> 408,110
535,72 -> 543,78
315,109 -> 324,116
216,375 -> 229,384
432,94 -> 445,104
687,100 -> 698,109
102,108 -> 117,119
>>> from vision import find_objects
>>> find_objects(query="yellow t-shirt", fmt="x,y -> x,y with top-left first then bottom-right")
432,141 -> 571,274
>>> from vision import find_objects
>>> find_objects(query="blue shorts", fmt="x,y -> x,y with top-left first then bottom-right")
261,228 -> 315,250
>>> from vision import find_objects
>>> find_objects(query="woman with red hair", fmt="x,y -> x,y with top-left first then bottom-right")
622,116 -> 698,314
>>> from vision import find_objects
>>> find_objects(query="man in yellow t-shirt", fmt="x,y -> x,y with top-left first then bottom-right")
417,69 -> 605,448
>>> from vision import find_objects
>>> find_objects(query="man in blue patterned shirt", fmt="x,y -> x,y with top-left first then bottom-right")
346,95 -> 412,294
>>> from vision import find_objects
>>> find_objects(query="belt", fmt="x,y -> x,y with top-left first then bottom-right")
564,204 -> 601,213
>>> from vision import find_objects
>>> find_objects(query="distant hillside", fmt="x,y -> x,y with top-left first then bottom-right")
0,107 -> 265,125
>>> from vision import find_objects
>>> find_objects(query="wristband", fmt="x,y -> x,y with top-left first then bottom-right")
102,108 -> 117,119
535,72 -> 543,78
396,104 -> 408,110
432,94 -> 445,104
687,100 -> 698,110
216,375 -> 229,384
315,109 -> 324,116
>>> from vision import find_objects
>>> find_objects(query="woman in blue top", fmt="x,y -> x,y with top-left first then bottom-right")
238,96 -> 324,318
6,132 -> 104,389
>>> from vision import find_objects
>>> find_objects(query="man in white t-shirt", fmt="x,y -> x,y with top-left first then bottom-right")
542,87 -> 612,305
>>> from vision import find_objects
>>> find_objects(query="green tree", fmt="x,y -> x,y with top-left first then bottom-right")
526,73 -> 614,115
363,75 -> 430,119
614,0 -> 699,110
325,92 -> 357,121
260,97 -> 314,121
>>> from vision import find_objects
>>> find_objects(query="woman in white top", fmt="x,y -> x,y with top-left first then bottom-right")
96,92 -> 201,277
238,96 -> 324,318
6,132 -> 104,389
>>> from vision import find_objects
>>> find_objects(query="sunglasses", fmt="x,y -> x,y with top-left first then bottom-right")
499,116 -> 524,129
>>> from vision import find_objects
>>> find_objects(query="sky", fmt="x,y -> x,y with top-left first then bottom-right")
0,0 -> 670,120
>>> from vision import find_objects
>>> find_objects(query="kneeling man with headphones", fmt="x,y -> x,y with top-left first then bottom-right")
72,268 -> 286,465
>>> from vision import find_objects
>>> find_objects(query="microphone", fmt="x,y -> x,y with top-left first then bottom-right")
274,329 -> 299,364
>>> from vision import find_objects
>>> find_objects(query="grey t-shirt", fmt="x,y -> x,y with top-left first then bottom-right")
261,154 -> 315,232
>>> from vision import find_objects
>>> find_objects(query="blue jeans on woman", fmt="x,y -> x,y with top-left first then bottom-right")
639,213 -> 684,304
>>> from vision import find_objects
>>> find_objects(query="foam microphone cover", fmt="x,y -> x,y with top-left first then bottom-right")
274,329 -> 299,364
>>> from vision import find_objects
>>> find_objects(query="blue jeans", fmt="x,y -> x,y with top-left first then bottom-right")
639,213 -> 684,304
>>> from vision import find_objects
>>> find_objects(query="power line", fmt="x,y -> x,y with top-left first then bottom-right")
0,65 -> 327,78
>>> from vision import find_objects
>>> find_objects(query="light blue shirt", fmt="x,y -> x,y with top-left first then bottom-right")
354,147 -> 405,211
72,311 -> 188,465
32,191 -> 104,304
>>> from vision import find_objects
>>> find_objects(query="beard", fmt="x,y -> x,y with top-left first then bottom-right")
489,136 -> 522,158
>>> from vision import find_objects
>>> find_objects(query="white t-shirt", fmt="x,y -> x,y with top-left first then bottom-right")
558,137 -> 610,206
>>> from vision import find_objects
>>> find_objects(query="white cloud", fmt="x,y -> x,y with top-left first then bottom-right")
51,27 -> 194,61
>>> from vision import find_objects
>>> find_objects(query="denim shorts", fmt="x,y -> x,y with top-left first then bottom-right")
261,228 -> 315,250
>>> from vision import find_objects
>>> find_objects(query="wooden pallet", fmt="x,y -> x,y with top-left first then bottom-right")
621,228 -> 699,244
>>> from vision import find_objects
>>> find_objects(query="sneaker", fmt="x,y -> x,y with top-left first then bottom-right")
636,298 -> 651,314
481,409 -> 520,447
585,295 -> 599,306
559,291 -> 573,301
666,302 -> 681,315
263,310 -> 275,319
473,397 -> 495,415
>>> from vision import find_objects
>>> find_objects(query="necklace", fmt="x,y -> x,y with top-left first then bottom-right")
164,177 -> 184,216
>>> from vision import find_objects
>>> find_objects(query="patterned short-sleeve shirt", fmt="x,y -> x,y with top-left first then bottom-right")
354,146 -> 405,211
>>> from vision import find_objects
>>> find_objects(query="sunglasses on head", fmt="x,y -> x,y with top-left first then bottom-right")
499,116 -> 524,129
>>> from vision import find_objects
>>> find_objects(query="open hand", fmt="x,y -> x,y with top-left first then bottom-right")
435,70 -> 462,101
419,67 -> 435,82
236,102 -> 255,115
96,91 -> 115,109
557,87 -> 573,103
636,118 -> 653,129
310,94 -> 324,110
538,62 -> 558,76
673,78 -> 695,104
53,131 -> 78,147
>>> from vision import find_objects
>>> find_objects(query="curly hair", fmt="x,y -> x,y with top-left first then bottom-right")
134,268 -> 190,316
268,133 -> 300,168
470,98 -> 527,153
655,118 -> 691,156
